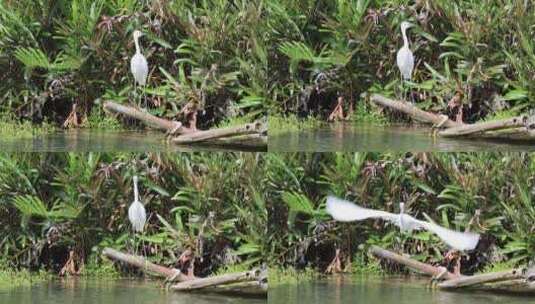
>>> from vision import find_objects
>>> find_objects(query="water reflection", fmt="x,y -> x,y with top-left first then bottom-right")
0,130 -> 265,152
269,123 -> 535,152
269,276 -> 532,304
0,279 -> 265,304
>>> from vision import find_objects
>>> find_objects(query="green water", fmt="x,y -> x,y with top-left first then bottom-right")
269,276 -> 533,304
0,130 -> 265,152
0,279 -> 265,304
269,123 -> 535,152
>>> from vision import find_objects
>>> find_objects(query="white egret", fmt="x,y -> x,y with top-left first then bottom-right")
397,21 -> 415,103
128,175 -> 146,233
326,196 -> 480,251
130,30 -> 149,107
397,22 -> 415,81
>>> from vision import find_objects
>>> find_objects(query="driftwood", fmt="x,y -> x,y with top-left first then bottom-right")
439,116 -> 527,137
437,268 -> 525,289
102,247 -> 266,297
200,281 -> 268,297
369,245 -> 459,280
172,121 -> 265,144
370,94 -> 461,128
171,269 -> 264,291
103,101 -> 192,133
370,94 -> 535,142
369,246 -> 535,295
103,101 -> 266,149
102,248 -> 191,281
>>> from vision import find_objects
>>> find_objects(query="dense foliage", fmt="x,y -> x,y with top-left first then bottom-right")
266,153 -> 535,274
0,0 -> 267,128
0,152 -> 267,276
4,0 -> 532,128
269,0 -> 535,123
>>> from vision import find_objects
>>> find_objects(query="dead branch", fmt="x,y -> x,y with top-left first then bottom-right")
170,269 -> 263,291
438,268 -> 525,289
369,245 -> 459,280
102,247 -> 192,281
370,94 -> 461,128
103,101 -> 192,133
439,116 -> 528,137
171,121 -> 266,144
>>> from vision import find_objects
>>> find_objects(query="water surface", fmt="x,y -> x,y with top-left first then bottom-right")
0,130 -> 264,152
270,276 -> 532,304
269,123 -> 535,152
0,279 -> 265,304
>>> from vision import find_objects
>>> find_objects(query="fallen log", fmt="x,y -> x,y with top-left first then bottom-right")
102,247 -> 191,281
172,121 -> 266,144
103,101 -> 266,149
481,279 -> 535,294
437,268 -> 525,289
201,281 -> 268,297
103,101 -> 193,134
476,127 -> 535,141
369,245 -> 459,280
370,94 -> 461,128
171,269 -> 264,291
102,247 -> 266,297
439,116 -> 528,137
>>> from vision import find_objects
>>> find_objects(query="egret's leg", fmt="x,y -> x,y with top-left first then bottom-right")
141,230 -> 147,258
129,230 -> 136,256
397,75 -> 404,101
142,85 -> 147,110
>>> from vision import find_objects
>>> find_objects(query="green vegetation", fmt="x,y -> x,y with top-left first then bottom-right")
268,1 -> 535,124
0,115 -> 55,138
4,1 -> 535,131
269,114 -> 323,136
352,102 -> 389,126
0,153 -> 267,279
269,267 -> 318,286
266,153 -> 535,275
2,152 -> 535,281
0,262 -> 48,289
83,108 -> 124,130
1,1 -> 267,131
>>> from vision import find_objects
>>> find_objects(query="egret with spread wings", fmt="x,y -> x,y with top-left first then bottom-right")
326,196 -> 479,251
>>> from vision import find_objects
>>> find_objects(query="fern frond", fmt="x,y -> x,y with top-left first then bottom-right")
13,47 -> 50,69
12,195 -> 49,218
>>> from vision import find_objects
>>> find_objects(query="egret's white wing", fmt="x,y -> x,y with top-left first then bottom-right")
326,196 -> 398,223
396,47 -> 414,80
130,53 -> 149,86
128,200 -> 146,232
413,218 -> 480,251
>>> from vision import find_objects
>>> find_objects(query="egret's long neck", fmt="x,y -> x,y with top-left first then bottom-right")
134,36 -> 141,54
402,27 -> 409,49
134,178 -> 139,202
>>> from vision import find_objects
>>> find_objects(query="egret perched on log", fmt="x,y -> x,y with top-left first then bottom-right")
397,21 -> 415,102
326,196 -> 480,251
128,175 -> 146,233
130,30 -> 149,107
